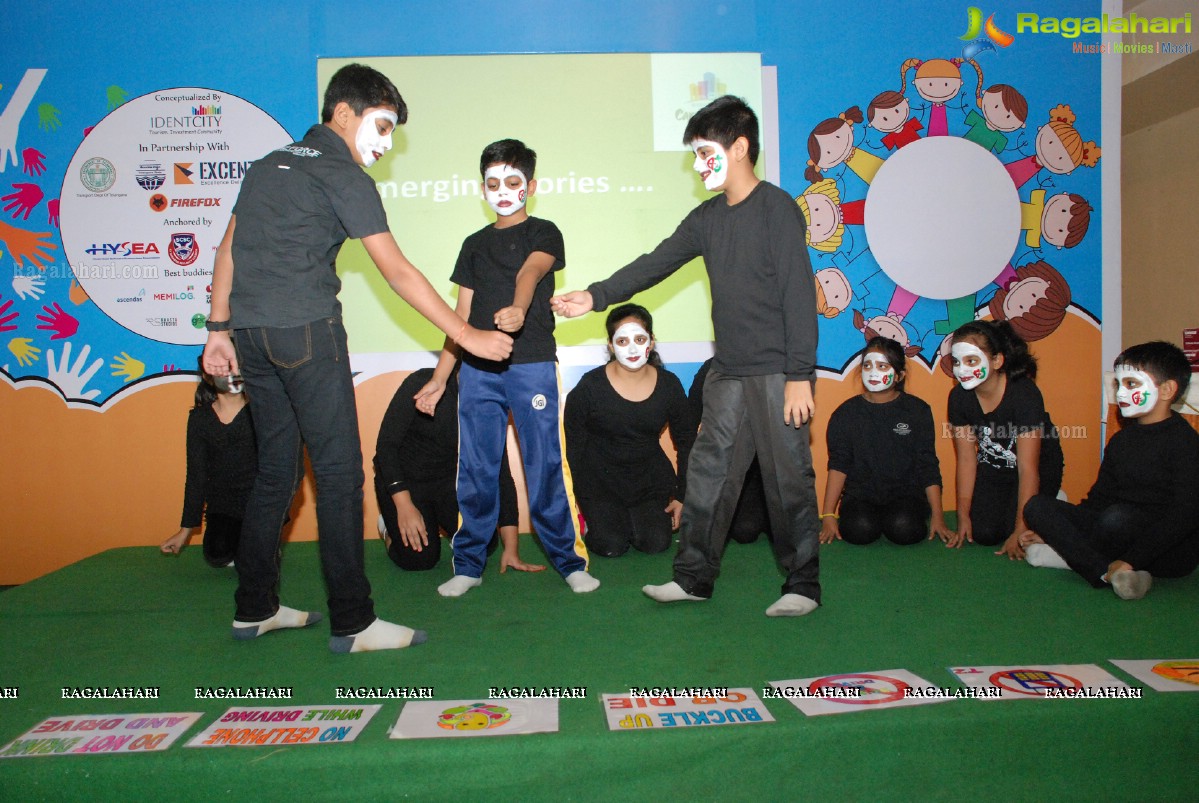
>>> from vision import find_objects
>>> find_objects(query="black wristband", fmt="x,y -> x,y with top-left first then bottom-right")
205,319 -> 231,332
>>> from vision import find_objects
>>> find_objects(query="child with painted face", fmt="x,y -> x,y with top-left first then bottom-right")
416,139 -> 598,598
819,337 -> 952,547
201,64 -> 513,654
160,361 -> 256,566
1023,342 -> 1199,599
563,304 -> 697,557
947,320 -> 1063,556
552,95 -> 821,617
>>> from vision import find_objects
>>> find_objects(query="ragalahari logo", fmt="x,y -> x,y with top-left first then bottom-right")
960,7 -> 1015,59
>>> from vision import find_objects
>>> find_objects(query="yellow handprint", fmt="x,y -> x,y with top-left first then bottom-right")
8,337 -> 41,367
111,351 -> 145,383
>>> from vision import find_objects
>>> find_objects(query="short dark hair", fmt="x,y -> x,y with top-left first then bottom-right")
321,64 -> 406,124
1115,341 -> 1191,403
683,95 -> 760,165
480,139 -> 536,182
863,335 -> 907,392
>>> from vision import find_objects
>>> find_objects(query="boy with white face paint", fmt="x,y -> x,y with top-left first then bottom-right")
201,64 -> 513,655
564,304 -> 697,557
552,95 -> 823,617
1024,341 -> 1199,599
417,139 -> 597,598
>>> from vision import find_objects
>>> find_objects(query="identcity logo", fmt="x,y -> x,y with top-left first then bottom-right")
191,104 -> 221,115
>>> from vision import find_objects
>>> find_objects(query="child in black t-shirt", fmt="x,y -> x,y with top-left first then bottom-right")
161,365 -> 255,566
820,336 -> 952,546
417,139 -> 596,598
1023,341 -> 1199,599
947,320 -> 1063,556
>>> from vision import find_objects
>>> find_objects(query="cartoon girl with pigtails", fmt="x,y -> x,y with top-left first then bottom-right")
1005,104 -> 1101,189
900,57 -> 984,137
803,107 -> 884,186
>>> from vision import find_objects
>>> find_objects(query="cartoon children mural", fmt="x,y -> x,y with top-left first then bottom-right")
866,90 -> 923,151
1005,103 -> 1101,189
1020,189 -> 1093,251
962,83 -> 1029,154
899,57 -> 984,137
988,260 -> 1073,342
815,267 -> 853,319
803,107 -> 884,186
795,178 -> 867,258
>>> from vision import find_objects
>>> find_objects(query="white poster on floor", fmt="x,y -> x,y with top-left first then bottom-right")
390,699 -> 558,739
1110,659 -> 1199,692
949,664 -> 1133,700
0,713 -> 202,758
768,669 -> 955,716
601,688 -> 774,731
186,705 -> 380,747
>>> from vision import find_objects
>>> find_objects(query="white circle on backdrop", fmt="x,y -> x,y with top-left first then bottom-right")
863,136 -> 1021,300
59,88 -> 290,345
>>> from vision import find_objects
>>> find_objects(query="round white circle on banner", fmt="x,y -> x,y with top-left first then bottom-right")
60,88 -> 290,345
863,136 -> 1021,300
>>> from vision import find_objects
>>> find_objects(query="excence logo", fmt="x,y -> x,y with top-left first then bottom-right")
174,163 -> 195,184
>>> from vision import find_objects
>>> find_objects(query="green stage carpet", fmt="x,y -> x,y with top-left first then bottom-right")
1,531 -> 1197,800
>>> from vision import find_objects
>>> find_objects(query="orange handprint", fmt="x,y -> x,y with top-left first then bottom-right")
0,220 -> 56,270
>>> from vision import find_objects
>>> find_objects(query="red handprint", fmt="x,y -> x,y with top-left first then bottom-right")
21,148 -> 47,177
47,198 -> 60,228
3,183 -> 44,221
35,302 -> 79,340
0,295 -> 19,333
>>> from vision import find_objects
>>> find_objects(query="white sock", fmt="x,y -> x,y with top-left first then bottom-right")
328,618 -> 427,654
765,593 -> 819,617
1110,569 -> 1153,600
1025,543 -> 1071,570
565,571 -> 600,593
642,581 -> 705,603
232,605 -> 322,640
437,575 -> 482,598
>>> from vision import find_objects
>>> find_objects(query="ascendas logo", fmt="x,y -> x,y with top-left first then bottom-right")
1017,12 -> 1191,39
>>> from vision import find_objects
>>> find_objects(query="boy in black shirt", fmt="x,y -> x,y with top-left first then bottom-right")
202,65 -> 512,653
417,139 -> 596,597
1023,341 -> 1199,599
552,96 -> 821,616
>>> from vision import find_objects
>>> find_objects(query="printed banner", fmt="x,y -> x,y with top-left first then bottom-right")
389,699 -> 558,739
0,712 -> 201,758
186,705 -> 380,748
1110,659 -> 1199,692
58,87 -> 289,345
601,688 -> 774,731
768,669 -> 957,716
949,664 -> 1134,700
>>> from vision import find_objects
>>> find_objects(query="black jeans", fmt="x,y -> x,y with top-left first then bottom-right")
673,371 -> 820,601
233,318 -> 374,636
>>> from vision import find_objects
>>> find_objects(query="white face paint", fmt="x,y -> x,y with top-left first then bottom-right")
1114,365 -> 1158,418
691,139 -> 729,191
611,322 -> 651,371
483,164 -> 528,217
861,352 -> 896,393
355,109 -> 398,167
213,374 -> 244,395
951,342 -> 990,390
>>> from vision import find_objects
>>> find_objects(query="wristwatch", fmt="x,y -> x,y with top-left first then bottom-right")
205,319 -> 231,332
